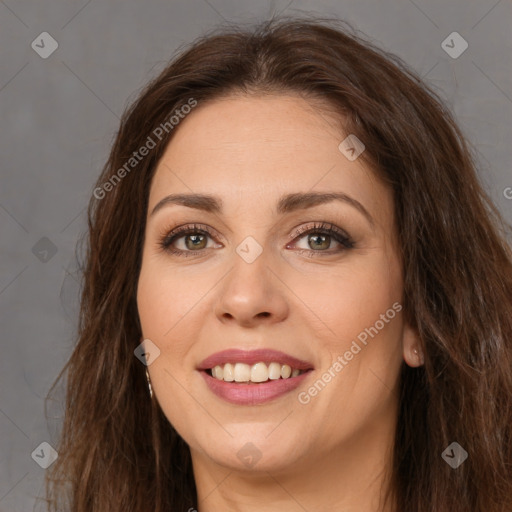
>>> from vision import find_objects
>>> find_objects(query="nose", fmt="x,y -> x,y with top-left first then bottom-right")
213,247 -> 290,328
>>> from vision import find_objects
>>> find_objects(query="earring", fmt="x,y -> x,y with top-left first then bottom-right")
413,348 -> 425,365
146,368 -> 153,398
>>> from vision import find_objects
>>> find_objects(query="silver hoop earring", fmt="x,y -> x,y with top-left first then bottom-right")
146,369 -> 153,398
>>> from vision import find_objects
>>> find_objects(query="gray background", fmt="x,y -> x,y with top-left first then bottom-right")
1,0 -> 511,509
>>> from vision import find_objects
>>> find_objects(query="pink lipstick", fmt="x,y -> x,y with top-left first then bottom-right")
197,349 -> 314,405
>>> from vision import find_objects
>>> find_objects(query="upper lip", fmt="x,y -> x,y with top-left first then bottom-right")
197,349 -> 314,371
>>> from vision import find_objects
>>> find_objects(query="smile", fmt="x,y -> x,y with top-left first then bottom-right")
197,349 -> 314,405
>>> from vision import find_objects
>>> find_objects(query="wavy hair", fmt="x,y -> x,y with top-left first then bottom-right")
46,17 -> 512,512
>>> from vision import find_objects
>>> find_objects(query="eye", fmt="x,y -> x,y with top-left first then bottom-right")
288,221 -> 354,255
158,223 -> 221,256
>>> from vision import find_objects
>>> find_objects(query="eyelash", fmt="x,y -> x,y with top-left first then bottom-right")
158,221 -> 355,258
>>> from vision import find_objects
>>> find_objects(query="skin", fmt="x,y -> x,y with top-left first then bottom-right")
136,93 -> 423,512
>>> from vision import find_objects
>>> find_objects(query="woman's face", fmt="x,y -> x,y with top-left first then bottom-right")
137,94 -> 419,476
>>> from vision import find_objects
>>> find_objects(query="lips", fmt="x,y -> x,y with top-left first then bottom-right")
197,349 -> 314,405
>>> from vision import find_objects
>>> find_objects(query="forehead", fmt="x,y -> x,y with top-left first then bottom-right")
148,94 -> 391,222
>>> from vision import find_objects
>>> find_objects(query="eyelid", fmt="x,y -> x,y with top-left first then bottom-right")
159,223 -> 223,246
288,221 -> 352,242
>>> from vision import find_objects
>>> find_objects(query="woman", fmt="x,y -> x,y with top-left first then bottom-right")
46,17 -> 512,512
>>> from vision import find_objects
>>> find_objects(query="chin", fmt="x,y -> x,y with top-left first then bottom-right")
195,430 -> 306,473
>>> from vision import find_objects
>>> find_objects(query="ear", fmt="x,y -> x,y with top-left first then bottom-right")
402,323 -> 424,367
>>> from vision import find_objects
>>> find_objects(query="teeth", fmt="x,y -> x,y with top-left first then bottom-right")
212,365 -> 223,380
281,364 -> 291,379
223,363 -> 234,381
209,362 -> 306,383
251,362 -> 268,382
268,362 -> 281,380
234,363 -> 251,382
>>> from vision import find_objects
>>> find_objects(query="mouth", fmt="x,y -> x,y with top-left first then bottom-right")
197,349 -> 314,405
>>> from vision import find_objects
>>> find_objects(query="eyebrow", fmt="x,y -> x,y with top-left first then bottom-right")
150,191 -> 374,226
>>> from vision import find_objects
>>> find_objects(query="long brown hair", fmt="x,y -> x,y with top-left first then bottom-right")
46,17 -> 512,511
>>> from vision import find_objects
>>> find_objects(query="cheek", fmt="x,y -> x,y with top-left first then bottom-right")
136,253 -> 219,394
291,251 -> 404,414
293,263 -> 403,423
137,254 -> 208,340
291,253 -> 403,347
136,259 -> 205,428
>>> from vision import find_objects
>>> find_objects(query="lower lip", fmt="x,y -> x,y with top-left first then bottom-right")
199,370 -> 312,405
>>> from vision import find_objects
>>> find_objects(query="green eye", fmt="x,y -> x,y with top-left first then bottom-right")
290,222 -> 354,253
